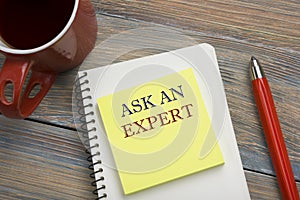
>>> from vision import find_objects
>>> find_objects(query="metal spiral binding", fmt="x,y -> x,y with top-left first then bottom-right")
74,72 -> 107,200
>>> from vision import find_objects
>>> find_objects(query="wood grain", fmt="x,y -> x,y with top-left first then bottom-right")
0,116 -> 299,199
0,116 -> 95,200
93,0 -> 300,52
245,170 -> 300,200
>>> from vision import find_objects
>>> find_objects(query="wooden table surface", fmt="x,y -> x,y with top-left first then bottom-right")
0,1 -> 299,199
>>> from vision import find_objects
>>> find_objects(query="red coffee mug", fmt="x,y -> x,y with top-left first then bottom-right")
0,0 -> 97,119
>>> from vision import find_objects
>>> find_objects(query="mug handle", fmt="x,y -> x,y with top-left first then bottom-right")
0,59 -> 56,119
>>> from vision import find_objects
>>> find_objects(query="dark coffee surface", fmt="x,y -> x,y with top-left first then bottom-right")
0,0 -> 74,49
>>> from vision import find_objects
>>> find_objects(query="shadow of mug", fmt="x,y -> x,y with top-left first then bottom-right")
0,0 -> 97,119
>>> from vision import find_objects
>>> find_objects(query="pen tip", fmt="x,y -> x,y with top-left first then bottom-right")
251,56 -> 257,62
250,56 -> 265,80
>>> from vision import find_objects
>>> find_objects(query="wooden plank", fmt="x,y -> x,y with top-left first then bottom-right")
0,14 -> 299,182
0,116 -> 299,199
0,116 -> 95,200
245,170 -> 300,200
92,0 -> 300,52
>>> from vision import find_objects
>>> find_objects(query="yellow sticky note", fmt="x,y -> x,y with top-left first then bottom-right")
97,68 -> 224,195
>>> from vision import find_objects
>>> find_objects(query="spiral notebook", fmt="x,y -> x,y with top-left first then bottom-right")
75,44 -> 250,199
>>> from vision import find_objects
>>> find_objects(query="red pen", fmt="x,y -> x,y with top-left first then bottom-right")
250,56 -> 299,200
